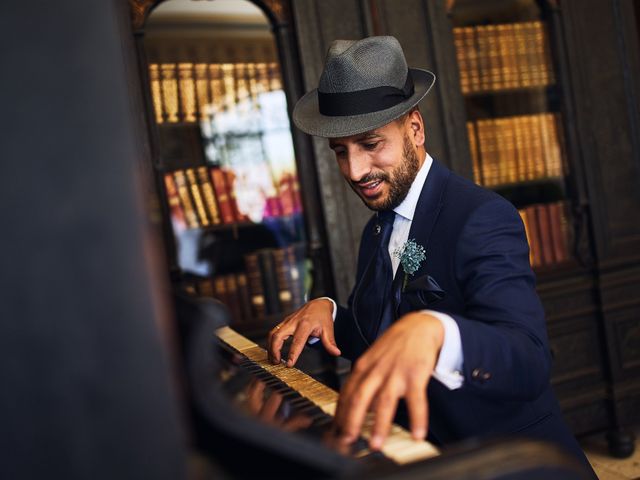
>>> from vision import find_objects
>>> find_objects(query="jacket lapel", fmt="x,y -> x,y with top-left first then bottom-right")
393,159 -> 450,316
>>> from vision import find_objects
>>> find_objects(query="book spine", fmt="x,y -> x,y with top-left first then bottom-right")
257,249 -> 281,315
475,25 -> 491,92
173,170 -> 199,228
518,208 -> 535,267
149,64 -> 164,124
530,115 -> 546,179
513,22 -> 530,88
524,205 -> 542,268
244,253 -> 266,318
535,203 -> 555,266
486,24 -> 502,91
549,202 -> 570,264
178,63 -> 197,122
494,118 -> 508,185
272,248 -> 294,313
163,173 -> 186,229
463,27 -> 482,93
194,63 -> 211,121
213,276 -> 230,311
210,167 -> 236,224
547,113 -> 564,178
503,117 -> 518,184
453,28 -> 470,94
286,244 -> 305,308
160,64 -> 179,123
185,168 -> 210,227
236,273 -> 254,323
224,274 -> 244,325
467,121 -> 482,184
197,166 -> 221,225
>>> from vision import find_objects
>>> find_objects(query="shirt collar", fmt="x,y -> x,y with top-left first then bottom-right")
393,153 -> 433,221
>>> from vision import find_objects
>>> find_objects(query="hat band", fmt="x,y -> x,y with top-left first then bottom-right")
317,71 -> 414,117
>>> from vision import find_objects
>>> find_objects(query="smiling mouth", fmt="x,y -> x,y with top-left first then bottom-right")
357,180 -> 383,198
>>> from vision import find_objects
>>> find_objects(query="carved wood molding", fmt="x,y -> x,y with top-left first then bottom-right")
258,0 -> 291,25
129,0 -> 157,31
128,0 -> 290,31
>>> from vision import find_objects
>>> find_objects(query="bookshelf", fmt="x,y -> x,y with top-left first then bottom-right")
450,1 -> 574,273
142,12 -> 313,338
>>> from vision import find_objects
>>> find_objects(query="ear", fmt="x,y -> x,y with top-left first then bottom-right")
407,109 -> 425,147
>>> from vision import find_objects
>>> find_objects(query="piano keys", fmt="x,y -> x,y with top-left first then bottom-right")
215,326 -> 440,465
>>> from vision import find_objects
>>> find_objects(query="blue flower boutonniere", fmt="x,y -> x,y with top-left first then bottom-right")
393,238 -> 426,291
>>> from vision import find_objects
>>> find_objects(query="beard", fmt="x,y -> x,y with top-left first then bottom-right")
350,133 -> 421,212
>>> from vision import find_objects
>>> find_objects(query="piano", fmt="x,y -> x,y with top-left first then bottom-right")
175,293 -> 592,479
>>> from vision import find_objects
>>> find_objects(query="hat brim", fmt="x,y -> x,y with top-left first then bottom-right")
292,68 -> 435,138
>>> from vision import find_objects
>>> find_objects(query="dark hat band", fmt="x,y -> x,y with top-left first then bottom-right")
317,70 -> 415,117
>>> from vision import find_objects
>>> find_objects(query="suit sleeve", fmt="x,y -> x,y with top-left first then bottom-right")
449,197 -> 551,401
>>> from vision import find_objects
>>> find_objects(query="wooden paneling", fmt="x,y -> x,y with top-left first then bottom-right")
560,0 -> 640,262
291,0 -> 371,303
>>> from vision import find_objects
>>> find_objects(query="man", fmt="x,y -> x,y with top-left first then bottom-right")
267,36 -> 593,472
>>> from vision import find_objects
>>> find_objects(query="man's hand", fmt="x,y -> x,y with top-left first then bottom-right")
334,312 -> 444,450
267,298 -> 341,367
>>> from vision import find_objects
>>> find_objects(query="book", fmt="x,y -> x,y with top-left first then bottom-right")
194,63 -> 211,121
286,244 -> 305,308
549,202 -> 570,264
257,249 -> 281,315
196,166 -> 221,225
185,168 -> 210,227
535,203 -> 555,266
224,274 -> 245,324
210,167 -> 236,224
467,122 -> 482,184
244,252 -> 266,318
453,28 -> 470,94
160,64 -> 179,123
485,25 -> 502,91
272,248 -> 294,313
149,64 -> 164,124
475,25 -> 492,92
163,173 -> 186,228
518,208 -> 534,267
462,27 -> 481,93
524,205 -> 542,268
172,170 -> 199,228
178,63 -> 197,123
236,273 -> 254,323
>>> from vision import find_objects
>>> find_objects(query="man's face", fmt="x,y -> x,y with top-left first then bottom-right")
329,116 -> 423,211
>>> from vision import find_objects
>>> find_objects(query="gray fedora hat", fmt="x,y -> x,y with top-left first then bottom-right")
292,36 -> 435,138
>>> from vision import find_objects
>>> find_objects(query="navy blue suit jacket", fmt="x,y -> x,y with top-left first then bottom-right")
334,159 -> 592,469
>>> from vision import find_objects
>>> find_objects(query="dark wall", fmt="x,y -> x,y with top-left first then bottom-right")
0,1 -> 187,478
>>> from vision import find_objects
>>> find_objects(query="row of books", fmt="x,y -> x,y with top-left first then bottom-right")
453,21 -> 555,95
195,244 -> 307,323
468,113 -> 565,187
518,201 -> 571,269
164,167 -> 302,229
149,62 -> 282,124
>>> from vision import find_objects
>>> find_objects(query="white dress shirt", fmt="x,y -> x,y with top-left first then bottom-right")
314,154 -> 464,390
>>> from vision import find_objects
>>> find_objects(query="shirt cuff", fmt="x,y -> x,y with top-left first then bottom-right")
307,297 -> 336,345
423,310 -> 464,390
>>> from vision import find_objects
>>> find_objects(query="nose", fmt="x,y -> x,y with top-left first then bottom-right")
345,150 -> 371,183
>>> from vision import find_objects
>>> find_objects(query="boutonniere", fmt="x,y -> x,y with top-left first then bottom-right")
393,238 -> 426,291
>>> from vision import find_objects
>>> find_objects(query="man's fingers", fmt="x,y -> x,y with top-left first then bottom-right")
320,325 -> 341,357
286,322 -> 313,367
335,369 -> 381,443
405,377 -> 428,440
268,324 -> 292,364
370,388 -> 399,450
